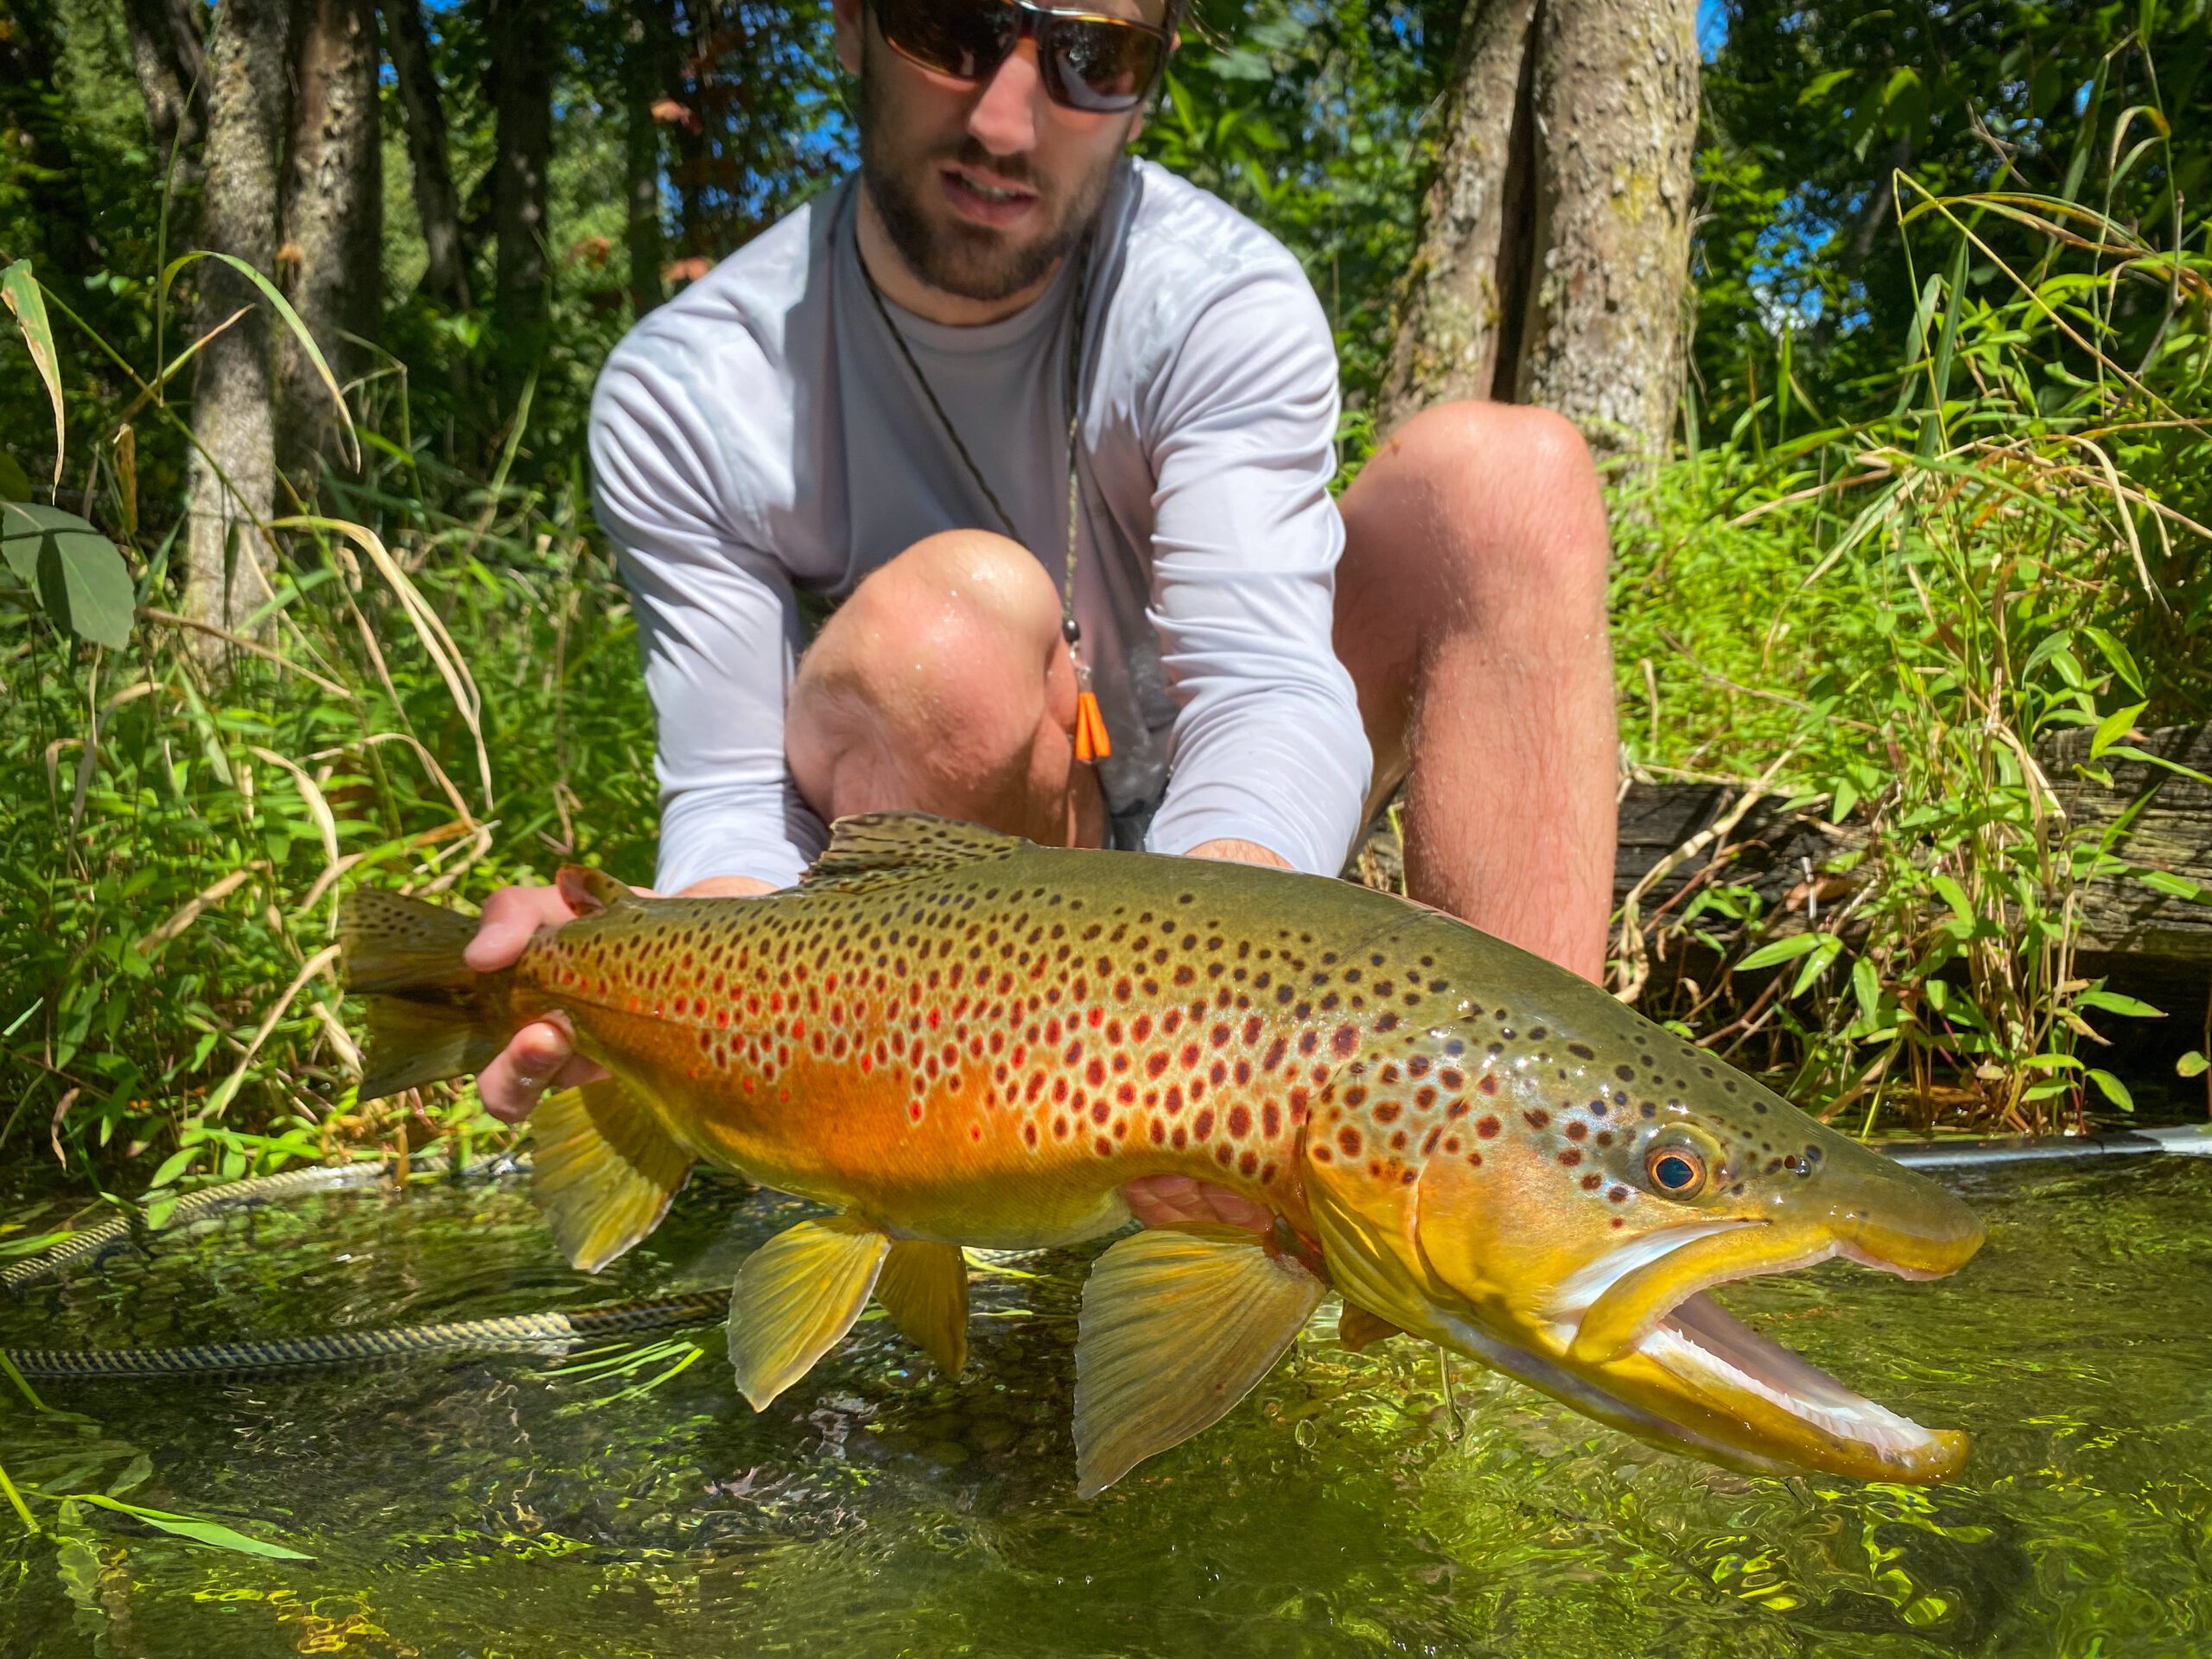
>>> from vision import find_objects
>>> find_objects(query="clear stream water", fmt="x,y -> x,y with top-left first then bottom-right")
0,1154 -> 2207,1658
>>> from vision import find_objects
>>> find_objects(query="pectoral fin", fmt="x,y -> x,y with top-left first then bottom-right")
1337,1303 -> 1407,1353
874,1240 -> 969,1377
531,1078 -> 692,1273
1073,1224 -> 1325,1497
727,1214 -> 891,1409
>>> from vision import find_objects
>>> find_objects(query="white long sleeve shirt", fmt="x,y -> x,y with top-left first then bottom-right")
588,157 -> 1371,893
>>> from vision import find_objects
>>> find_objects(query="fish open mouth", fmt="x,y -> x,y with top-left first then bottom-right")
1544,1218 -> 1977,1480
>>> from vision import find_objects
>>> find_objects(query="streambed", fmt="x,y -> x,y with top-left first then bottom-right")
1,1154 -> 2206,1657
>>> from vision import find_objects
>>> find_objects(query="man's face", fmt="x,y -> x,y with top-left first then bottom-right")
836,0 -> 1165,303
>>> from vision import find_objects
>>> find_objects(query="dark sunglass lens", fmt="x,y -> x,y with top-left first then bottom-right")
1045,17 -> 1164,111
877,0 -> 1018,79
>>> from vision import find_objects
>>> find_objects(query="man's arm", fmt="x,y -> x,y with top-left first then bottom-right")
1136,256 -> 1372,878
591,326 -> 830,894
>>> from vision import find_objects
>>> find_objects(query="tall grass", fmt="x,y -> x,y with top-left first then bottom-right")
1610,121 -> 2212,1133
2,286 -> 659,1199
3,71 -> 2209,1201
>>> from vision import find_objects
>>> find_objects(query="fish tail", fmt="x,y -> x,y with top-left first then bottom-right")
340,889 -> 502,1103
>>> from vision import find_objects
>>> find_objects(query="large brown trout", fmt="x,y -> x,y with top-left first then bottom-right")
343,812 -> 1984,1494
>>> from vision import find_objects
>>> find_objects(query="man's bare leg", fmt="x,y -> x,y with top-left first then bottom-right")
1333,401 -> 1618,981
785,528 -> 1105,848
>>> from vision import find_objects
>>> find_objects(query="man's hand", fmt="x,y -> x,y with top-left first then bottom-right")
1182,836 -> 1292,870
465,873 -> 775,1123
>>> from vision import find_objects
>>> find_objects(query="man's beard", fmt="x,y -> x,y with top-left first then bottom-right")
857,42 -> 1123,303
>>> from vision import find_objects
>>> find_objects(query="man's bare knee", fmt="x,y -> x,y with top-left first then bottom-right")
1349,401 -> 1608,620
786,531 -> 1078,828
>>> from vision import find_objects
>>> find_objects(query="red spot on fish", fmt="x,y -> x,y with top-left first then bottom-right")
927,1009 -> 940,1029
1338,1126 -> 1363,1157
1091,1101 -> 1110,1125
1227,1104 -> 1251,1138
1095,1135 -> 1113,1157
1193,1109 -> 1216,1140
1476,1116 -> 1501,1138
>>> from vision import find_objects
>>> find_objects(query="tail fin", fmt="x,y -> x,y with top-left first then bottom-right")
341,889 -> 499,1103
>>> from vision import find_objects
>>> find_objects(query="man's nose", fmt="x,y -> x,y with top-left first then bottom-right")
968,38 -> 1044,155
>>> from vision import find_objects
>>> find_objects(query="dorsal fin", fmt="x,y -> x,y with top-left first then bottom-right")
798,812 -> 1026,895
556,866 -> 639,917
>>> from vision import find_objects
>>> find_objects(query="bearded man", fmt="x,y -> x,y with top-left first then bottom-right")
466,0 -> 1618,1230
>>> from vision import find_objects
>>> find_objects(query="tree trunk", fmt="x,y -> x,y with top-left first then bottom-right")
1378,0 -> 1538,420
486,0 -> 553,420
1382,0 -> 1700,467
181,0 -> 290,655
379,0 -> 471,309
620,0 -> 671,315
119,0 -> 208,193
277,0 -> 380,491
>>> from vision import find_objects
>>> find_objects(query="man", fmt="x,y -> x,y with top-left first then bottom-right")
465,0 -> 1618,1224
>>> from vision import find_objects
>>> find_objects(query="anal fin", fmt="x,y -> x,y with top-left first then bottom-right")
1338,1302 -> 1407,1353
531,1078 -> 692,1273
1074,1223 -> 1325,1497
874,1240 -> 969,1377
728,1214 -> 891,1409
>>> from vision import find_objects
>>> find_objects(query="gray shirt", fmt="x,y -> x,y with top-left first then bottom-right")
588,156 -> 1370,893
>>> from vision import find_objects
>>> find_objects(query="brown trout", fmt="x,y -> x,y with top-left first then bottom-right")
342,812 -> 1984,1494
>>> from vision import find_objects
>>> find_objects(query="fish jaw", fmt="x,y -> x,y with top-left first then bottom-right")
1527,1211 -> 1981,1483
1300,1039 -> 1986,1484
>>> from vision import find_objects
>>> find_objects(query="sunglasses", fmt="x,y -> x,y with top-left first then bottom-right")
872,0 -> 1174,114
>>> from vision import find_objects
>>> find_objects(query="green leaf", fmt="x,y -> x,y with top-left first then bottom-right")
1930,874 -> 1976,921
2090,701 -> 2148,760
2138,869 -> 2212,904
2177,1051 -> 2208,1078
1790,935 -> 1844,997
1736,932 -> 1832,972
2086,1069 -> 2135,1113
41,1491 -> 312,1560
0,502 -> 135,647
0,450 -> 29,501
1,262 -> 62,488
2074,989 -> 2164,1019
146,1144 -> 196,1191
2081,626 -> 2145,696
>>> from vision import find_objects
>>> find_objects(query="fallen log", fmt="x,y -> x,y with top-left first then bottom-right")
1611,724 -> 2212,969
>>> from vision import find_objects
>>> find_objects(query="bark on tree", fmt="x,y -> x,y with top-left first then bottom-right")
277,0 -> 380,490
119,0 -> 208,194
621,0 -> 672,315
181,0 -> 290,655
379,0 -> 472,310
1382,0 -> 1700,466
486,0 -> 553,419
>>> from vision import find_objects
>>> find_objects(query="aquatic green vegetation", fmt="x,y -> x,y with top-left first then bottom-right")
2,1154 -> 2208,1656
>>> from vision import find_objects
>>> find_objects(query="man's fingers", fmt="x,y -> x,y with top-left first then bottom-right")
479,1018 -> 576,1122
464,886 -> 578,972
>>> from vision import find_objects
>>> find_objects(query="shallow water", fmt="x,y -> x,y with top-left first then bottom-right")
1,1154 -> 2207,1658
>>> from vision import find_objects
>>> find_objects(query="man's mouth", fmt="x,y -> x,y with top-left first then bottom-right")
939,164 -> 1039,227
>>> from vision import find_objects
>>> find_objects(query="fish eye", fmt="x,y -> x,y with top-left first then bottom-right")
1644,1142 -> 1708,1199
